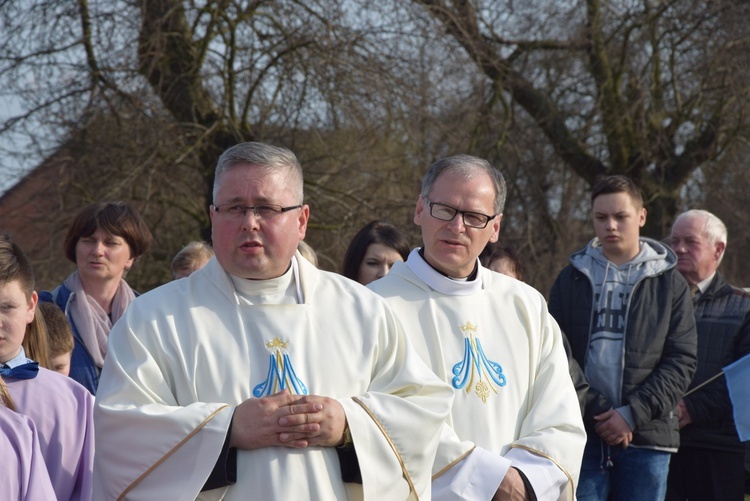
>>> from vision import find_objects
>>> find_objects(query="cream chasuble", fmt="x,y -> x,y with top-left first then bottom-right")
369,250 -> 586,500
94,253 -> 453,500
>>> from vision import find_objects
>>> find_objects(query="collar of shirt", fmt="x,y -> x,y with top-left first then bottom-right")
405,248 -> 483,296
695,272 -> 716,297
2,346 -> 33,369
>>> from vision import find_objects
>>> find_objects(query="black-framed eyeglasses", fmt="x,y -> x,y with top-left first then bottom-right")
211,203 -> 302,219
424,197 -> 497,229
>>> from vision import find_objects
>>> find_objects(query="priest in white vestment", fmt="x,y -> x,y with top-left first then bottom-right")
369,155 -> 586,501
93,142 -> 455,500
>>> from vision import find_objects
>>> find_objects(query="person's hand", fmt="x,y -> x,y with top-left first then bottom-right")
492,467 -> 530,501
676,399 -> 692,429
594,409 -> 633,448
278,394 -> 347,447
230,390 -> 323,450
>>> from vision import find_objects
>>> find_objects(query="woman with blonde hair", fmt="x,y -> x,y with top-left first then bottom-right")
170,241 -> 214,280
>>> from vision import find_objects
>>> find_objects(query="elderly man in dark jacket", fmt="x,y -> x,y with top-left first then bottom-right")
665,209 -> 750,501
549,175 -> 697,501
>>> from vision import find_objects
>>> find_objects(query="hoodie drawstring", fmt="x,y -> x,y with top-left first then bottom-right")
600,439 -> 614,471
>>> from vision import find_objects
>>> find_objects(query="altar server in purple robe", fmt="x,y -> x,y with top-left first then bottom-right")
1,377 -> 56,501
0,234 -> 94,501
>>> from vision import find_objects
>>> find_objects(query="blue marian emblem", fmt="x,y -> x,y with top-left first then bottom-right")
253,338 -> 308,397
452,322 -> 506,403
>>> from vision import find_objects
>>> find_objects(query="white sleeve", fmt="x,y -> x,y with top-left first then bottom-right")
432,447 -> 509,501
432,446 -> 569,501
507,447 -> 569,500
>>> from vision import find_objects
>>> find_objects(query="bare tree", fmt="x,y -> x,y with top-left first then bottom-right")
3,0 -> 750,294
0,0 -> 475,286
412,0 -> 750,237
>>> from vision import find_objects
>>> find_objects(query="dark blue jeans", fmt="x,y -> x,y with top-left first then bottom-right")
577,435 -> 671,501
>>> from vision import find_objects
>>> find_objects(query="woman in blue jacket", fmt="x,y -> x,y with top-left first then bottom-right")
41,201 -> 152,394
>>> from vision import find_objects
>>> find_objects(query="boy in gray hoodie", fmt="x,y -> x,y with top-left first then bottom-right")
549,175 -> 697,501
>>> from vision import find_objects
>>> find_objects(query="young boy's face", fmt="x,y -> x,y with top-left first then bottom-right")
592,192 -> 646,265
49,352 -> 72,376
0,279 -> 37,364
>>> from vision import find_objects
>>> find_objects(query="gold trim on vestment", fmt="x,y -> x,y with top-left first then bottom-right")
510,443 -> 575,501
352,396 -> 418,499
117,404 -> 231,501
431,445 -> 476,480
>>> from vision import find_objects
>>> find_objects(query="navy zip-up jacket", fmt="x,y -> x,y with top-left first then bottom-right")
549,238 -> 698,449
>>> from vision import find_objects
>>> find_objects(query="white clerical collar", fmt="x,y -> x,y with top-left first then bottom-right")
405,248 -> 483,296
230,256 -> 304,305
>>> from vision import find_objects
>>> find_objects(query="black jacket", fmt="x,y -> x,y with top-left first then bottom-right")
682,273 -> 750,453
549,244 -> 697,449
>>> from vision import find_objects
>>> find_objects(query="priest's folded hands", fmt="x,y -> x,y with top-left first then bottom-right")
229,389 -> 347,450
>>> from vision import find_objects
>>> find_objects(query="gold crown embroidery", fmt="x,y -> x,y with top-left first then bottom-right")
460,321 -> 477,333
265,338 -> 288,350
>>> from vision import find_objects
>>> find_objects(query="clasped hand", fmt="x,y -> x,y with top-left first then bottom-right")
675,399 -> 692,429
594,409 -> 633,448
230,390 -> 347,450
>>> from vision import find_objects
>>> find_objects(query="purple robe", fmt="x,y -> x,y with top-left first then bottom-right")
6,367 -> 94,501
0,405 -> 56,500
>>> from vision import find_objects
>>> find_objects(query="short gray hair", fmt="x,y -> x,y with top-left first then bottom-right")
213,142 -> 304,203
421,154 -> 506,214
674,209 -> 728,263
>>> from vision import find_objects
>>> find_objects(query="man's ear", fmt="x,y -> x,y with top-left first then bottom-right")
26,290 -> 38,325
414,196 -> 426,226
639,207 -> 647,228
297,204 -> 310,240
715,241 -> 726,262
488,214 -> 502,244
